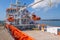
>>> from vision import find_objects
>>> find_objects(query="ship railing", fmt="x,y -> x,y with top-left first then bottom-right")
14,24 -> 38,26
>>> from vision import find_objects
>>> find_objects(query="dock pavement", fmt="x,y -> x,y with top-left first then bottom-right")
0,26 -> 60,40
0,26 -> 14,40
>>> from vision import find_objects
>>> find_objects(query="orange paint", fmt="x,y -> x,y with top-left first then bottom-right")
32,17 -> 41,21
7,17 -> 14,22
32,14 -> 41,21
5,24 -> 34,40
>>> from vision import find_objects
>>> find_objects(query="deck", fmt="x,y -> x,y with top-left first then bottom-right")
0,26 -> 14,40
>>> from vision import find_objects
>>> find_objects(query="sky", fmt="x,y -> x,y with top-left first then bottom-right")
0,0 -> 60,20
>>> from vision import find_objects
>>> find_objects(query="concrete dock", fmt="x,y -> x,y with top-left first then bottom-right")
0,26 -> 60,40
23,30 -> 60,40
0,26 -> 14,40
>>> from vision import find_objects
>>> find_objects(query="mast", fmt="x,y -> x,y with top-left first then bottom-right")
16,0 -> 19,5
48,0 -> 52,7
16,0 -> 21,7
10,0 -> 13,8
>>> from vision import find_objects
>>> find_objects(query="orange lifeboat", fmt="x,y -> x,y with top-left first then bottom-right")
36,17 -> 41,20
7,17 -> 14,22
32,14 -> 41,21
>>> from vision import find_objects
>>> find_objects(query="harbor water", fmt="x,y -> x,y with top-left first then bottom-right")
40,20 -> 60,26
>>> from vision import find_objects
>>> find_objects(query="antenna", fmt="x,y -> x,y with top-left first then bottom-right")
49,0 -> 52,7
16,0 -> 20,4
16,0 -> 21,7
10,0 -> 13,8
16,0 -> 18,4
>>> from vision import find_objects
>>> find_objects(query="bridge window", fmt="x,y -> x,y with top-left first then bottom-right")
7,9 -> 16,13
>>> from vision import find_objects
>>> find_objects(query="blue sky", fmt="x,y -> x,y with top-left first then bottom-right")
0,0 -> 60,20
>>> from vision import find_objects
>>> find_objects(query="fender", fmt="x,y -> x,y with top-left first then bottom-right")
5,24 -> 34,40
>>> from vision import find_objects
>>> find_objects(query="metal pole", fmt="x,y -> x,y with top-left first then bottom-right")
16,0 -> 18,4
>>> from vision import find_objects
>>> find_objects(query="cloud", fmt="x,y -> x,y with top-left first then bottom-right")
31,0 -> 60,11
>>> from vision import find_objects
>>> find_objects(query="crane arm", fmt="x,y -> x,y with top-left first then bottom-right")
20,0 -> 44,10
28,0 -> 44,7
